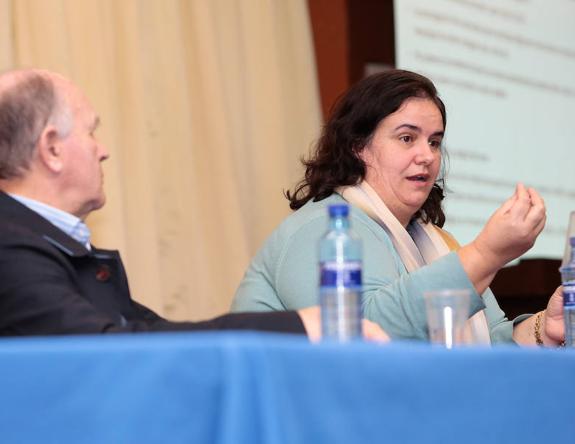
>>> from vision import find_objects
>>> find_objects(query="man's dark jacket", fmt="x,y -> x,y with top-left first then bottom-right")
0,192 -> 304,336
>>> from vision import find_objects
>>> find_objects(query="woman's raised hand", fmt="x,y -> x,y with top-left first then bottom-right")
458,183 -> 546,294
472,183 -> 546,269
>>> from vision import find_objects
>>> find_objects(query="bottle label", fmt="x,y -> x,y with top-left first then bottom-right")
564,282 -> 575,307
320,261 -> 362,288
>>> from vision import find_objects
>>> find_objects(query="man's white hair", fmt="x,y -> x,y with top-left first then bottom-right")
0,69 -> 73,178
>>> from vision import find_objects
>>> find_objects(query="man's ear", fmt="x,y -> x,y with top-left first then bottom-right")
37,125 -> 64,173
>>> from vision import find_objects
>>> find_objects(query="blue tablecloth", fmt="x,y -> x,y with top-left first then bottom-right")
1,332 -> 574,443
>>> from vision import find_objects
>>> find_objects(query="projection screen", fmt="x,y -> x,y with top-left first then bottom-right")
394,0 -> 575,259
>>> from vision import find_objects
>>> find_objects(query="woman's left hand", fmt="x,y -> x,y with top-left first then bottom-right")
542,286 -> 565,345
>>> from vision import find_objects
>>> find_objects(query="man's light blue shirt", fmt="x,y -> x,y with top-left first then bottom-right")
9,194 -> 91,249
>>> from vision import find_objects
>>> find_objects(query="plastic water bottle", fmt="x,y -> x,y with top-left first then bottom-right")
319,204 -> 362,341
560,236 -> 575,347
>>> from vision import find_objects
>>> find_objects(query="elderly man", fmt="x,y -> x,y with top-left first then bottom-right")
0,69 -> 387,340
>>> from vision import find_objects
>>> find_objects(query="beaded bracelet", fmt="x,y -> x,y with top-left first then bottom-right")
534,311 -> 544,346
533,311 -> 565,347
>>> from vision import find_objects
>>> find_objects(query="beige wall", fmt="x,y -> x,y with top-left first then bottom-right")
1,0 -> 321,320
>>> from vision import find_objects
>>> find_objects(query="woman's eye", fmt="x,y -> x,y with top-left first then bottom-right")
399,135 -> 412,143
429,139 -> 442,149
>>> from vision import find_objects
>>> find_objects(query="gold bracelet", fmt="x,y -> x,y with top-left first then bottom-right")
533,311 -> 567,347
534,311 -> 544,346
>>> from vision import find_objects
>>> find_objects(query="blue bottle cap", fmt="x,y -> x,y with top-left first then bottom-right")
328,204 -> 349,217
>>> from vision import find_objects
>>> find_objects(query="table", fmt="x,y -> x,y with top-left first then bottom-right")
1,332 -> 574,443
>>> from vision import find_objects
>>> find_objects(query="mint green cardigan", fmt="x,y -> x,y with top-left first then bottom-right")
231,194 -> 514,342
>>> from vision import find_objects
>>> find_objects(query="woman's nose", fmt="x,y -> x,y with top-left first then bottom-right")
414,142 -> 435,165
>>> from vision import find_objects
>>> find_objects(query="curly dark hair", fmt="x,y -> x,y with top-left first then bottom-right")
286,69 -> 448,226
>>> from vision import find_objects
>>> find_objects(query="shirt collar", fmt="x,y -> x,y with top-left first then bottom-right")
9,194 -> 92,249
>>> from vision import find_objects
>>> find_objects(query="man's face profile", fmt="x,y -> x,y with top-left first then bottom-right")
54,80 -> 109,219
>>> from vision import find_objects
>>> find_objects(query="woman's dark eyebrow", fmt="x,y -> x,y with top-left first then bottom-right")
394,123 -> 420,132
394,123 -> 444,137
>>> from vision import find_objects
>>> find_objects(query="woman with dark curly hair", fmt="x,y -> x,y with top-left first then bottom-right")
231,69 -> 564,346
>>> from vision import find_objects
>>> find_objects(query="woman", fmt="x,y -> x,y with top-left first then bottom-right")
231,69 -> 564,345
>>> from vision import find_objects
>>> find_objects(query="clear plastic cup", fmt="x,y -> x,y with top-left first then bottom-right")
424,289 -> 471,349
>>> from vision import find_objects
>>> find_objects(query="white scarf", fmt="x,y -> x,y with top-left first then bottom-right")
338,181 -> 491,345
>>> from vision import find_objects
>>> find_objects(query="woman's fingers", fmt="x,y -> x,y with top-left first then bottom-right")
534,214 -> 546,236
505,185 -> 546,236
480,184 -> 546,263
507,182 -> 532,220
526,187 -> 545,213
524,187 -> 546,230
527,187 -> 544,205
362,319 -> 390,342
498,186 -> 519,214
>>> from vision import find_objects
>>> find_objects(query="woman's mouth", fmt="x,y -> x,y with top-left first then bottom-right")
406,174 -> 429,183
